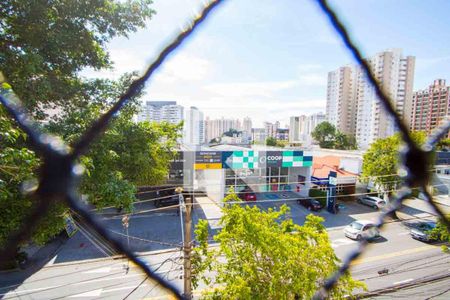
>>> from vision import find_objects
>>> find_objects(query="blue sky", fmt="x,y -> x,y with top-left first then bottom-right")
84,0 -> 450,127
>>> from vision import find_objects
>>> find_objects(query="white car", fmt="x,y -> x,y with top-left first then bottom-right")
357,196 -> 386,210
344,220 -> 380,240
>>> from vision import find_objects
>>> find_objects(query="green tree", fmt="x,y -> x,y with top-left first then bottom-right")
0,0 -> 155,117
0,0 -> 157,249
362,132 -> 427,193
334,131 -> 357,150
0,89 -> 65,249
429,216 -> 450,252
436,138 -> 450,151
192,194 -> 365,299
312,121 -> 336,149
45,86 -> 182,211
265,136 -> 277,146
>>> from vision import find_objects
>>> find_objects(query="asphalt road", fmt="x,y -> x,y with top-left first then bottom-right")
1,221 -> 448,299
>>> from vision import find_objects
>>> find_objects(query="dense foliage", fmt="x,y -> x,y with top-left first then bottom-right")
265,136 -> 286,147
361,132 -> 427,192
429,217 -> 450,252
0,0 -> 173,250
0,88 -> 65,247
0,0 -> 155,118
311,122 -> 356,150
192,193 -> 365,299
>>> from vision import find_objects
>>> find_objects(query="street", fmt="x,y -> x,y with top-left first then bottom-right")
1,217 -> 448,299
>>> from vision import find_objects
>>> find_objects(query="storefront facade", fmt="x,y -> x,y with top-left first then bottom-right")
170,149 -> 313,202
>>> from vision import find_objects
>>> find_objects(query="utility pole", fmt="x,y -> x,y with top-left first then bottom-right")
183,194 -> 193,299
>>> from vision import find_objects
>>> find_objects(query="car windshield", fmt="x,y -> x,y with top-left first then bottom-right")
350,222 -> 363,230
311,200 -> 320,205
419,222 -> 436,230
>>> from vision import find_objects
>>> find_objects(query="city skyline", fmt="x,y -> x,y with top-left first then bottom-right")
82,0 -> 450,127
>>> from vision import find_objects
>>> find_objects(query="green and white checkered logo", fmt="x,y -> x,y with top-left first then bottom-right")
282,151 -> 312,167
230,151 -> 259,169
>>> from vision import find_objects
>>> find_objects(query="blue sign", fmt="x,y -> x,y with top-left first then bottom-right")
327,171 -> 337,214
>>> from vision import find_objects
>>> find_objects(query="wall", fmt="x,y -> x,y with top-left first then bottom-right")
195,169 -> 225,202
288,167 -> 311,197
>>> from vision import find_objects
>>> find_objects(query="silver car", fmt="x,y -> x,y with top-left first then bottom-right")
344,220 -> 380,240
357,196 -> 386,209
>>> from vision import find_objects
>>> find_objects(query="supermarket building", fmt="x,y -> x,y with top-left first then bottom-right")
169,146 -> 314,202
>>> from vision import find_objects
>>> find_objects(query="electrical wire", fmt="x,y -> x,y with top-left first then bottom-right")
99,182 -> 450,219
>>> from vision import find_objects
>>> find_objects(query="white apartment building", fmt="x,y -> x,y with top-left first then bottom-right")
355,49 -> 415,149
290,113 -> 326,145
183,106 -> 205,145
243,117 -> 252,135
264,121 -> 280,139
326,66 -> 357,135
326,49 -> 415,149
137,101 -> 183,124
205,117 -> 241,143
289,115 -> 307,143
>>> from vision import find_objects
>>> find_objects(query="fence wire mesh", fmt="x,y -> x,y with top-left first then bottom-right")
0,0 -> 449,299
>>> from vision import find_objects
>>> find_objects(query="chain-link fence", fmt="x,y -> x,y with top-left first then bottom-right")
0,0 -> 449,299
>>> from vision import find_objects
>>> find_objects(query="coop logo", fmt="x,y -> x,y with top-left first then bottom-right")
259,155 -> 282,163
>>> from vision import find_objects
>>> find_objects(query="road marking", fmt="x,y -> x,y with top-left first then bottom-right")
103,285 -> 142,293
68,289 -> 102,297
351,245 -> 437,266
393,278 -> 414,285
72,274 -> 142,285
83,266 -> 112,273
0,286 -> 60,297
331,238 -> 357,248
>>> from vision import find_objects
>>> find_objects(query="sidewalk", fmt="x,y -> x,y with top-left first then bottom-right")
395,195 -> 450,221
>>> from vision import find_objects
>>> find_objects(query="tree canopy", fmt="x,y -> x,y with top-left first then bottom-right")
311,122 -> 356,150
361,132 -> 427,192
0,0 -> 173,250
0,88 -> 65,247
192,193 -> 365,299
0,0 -> 155,117
265,136 -> 277,146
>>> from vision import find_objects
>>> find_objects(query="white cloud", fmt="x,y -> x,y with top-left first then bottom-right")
203,80 -> 297,98
153,53 -> 214,83
298,73 -> 327,86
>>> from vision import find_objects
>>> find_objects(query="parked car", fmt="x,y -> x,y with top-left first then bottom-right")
238,188 -> 257,201
357,196 -> 386,209
344,220 -> 380,240
298,198 -> 323,211
154,191 -> 180,208
410,221 -> 437,242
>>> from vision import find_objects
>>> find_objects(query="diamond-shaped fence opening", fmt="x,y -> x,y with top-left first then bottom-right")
0,0 -> 449,299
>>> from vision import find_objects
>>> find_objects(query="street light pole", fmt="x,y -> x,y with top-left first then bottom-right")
183,195 -> 193,300
175,187 -> 192,299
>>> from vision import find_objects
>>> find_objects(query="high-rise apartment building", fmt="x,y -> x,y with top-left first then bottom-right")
289,113 -> 326,145
243,117 -> 252,135
137,101 -> 183,124
264,121 -> 280,139
205,117 -> 241,143
326,49 -> 415,149
308,112 -> 327,134
289,115 -> 307,143
355,49 -> 415,148
326,66 -> 357,135
183,106 -> 205,145
411,79 -> 449,135
252,128 -> 266,144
